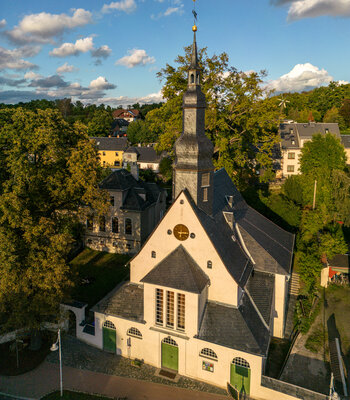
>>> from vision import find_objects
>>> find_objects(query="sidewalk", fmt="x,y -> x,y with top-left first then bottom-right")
0,361 -> 228,400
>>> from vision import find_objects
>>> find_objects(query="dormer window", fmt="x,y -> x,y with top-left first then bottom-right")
201,173 -> 210,187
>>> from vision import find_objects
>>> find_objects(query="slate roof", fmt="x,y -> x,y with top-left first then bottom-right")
92,283 -> 144,322
141,245 -> 210,293
91,137 -> 128,151
341,135 -> 350,149
279,122 -> 340,149
328,254 -> 350,270
125,147 -> 166,163
213,169 -> 294,276
198,294 -> 270,356
245,271 -> 275,325
99,169 -> 162,211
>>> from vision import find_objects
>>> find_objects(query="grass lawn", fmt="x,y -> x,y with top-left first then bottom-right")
41,390 -> 115,400
69,248 -> 131,309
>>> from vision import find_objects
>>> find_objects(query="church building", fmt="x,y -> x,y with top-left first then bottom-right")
82,27 -> 295,399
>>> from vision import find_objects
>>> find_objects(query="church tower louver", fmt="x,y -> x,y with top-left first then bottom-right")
173,25 -> 214,216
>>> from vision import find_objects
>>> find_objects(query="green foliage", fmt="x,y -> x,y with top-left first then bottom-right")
159,157 -> 173,182
127,120 -> 157,144
87,109 -> 113,137
295,294 -> 321,334
0,108 -> 109,331
282,175 -> 305,205
323,106 -> 345,130
305,323 -> 327,353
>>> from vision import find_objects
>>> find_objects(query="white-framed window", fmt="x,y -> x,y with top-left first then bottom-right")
177,293 -> 185,330
166,291 -> 175,328
155,288 -> 185,331
232,357 -> 250,369
288,152 -> 295,159
200,348 -> 218,361
127,327 -> 142,339
103,320 -> 116,330
201,173 -> 210,187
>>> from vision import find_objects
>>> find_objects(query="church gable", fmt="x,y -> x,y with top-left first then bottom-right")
130,190 -> 241,306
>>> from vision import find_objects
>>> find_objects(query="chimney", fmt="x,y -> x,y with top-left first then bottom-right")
226,195 -> 234,208
130,162 -> 139,181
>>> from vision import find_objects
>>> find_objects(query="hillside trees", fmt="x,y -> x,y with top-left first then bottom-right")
87,108 -> 114,136
147,45 -> 280,188
0,108 -> 109,331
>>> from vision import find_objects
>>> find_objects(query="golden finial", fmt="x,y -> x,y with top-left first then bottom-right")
192,0 -> 198,31
192,25 -> 197,32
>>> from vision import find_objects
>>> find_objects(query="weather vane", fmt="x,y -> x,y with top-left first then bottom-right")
192,0 -> 198,32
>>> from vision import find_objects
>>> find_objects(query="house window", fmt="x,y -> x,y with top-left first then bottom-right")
325,128 -> 329,134
110,196 -> 115,206
103,320 -> 116,329
177,293 -> 185,330
166,291 -> 175,328
232,357 -> 250,369
203,187 -> 208,202
125,218 -> 132,235
191,74 -> 194,84
86,215 -> 93,231
99,216 -> 106,232
201,173 -> 210,187
291,140 -> 295,145
103,152 -> 106,156
103,161 -> 106,166
287,165 -> 295,172
207,261 -> 212,269
288,152 -> 295,159
127,327 -> 142,339
156,289 -> 163,325
200,348 -> 218,361
115,152 -> 119,156
112,217 -> 118,233
151,251 -> 156,258
114,161 -> 120,167
163,337 -> 178,346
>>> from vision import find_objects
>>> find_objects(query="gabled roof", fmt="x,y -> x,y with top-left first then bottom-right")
341,135 -> 350,149
91,137 -> 128,151
125,146 -> 166,163
99,169 -> 162,211
113,109 -> 140,119
198,294 -> 270,356
213,169 -> 294,276
92,283 -> 144,322
141,245 -> 210,294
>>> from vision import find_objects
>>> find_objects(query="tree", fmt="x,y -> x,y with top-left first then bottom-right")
147,45 -> 280,188
87,109 -> 113,137
127,120 -> 157,145
339,99 -> 350,128
0,108 -> 109,331
323,106 -> 345,130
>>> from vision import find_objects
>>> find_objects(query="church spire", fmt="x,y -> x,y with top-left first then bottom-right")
173,7 -> 214,215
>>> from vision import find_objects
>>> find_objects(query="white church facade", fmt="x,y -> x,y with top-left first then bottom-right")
72,28 -> 299,400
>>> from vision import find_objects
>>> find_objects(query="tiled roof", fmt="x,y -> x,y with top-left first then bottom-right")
91,137 -> 128,151
113,109 -> 140,119
198,294 -> 270,356
213,169 -> 294,276
141,245 -> 210,294
245,271 -> 275,325
99,169 -> 162,211
92,283 -> 144,322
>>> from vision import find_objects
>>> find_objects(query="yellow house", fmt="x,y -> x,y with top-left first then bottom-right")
91,137 -> 128,168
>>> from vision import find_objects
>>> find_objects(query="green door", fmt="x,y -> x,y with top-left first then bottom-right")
161,342 -> 178,371
103,327 -> 116,353
230,364 -> 251,396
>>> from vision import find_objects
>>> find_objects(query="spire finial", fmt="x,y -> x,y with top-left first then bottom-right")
190,0 -> 199,69
192,0 -> 197,32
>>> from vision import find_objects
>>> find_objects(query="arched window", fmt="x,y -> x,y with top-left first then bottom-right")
190,74 -> 194,84
151,251 -> 156,258
125,218 -> 132,235
162,337 -> 178,346
112,217 -> 118,233
103,320 -> 116,330
200,348 -> 218,360
207,261 -> 212,269
127,327 -> 142,338
196,73 -> 200,84
232,357 -> 250,369
99,216 -> 106,232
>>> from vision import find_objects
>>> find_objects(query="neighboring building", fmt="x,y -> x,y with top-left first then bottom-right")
110,119 -> 129,137
92,137 -> 128,169
77,31 -> 297,400
112,109 -> 141,123
278,121 -> 341,178
84,169 -> 167,254
321,254 -> 350,287
341,135 -> 350,164
123,146 -> 167,173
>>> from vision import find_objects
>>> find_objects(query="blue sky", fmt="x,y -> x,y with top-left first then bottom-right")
1,0 -> 350,106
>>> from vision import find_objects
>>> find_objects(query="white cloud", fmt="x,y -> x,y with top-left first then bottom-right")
50,37 -> 94,57
24,71 -> 41,80
102,90 -> 163,106
56,62 -> 77,74
89,76 -> 116,90
102,0 -> 137,14
0,46 -> 40,71
151,4 -> 184,19
272,0 -> 350,20
91,45 -> 112,59
4,9 -> 92,44
268,63 -> 333,92
116,49 -> 155,68
0,19 -> 6,29
338,80 -> 350,85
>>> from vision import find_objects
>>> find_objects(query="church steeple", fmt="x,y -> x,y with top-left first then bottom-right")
173,21 -> 214,215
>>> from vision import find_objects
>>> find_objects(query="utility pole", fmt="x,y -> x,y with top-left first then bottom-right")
313,180 -> 317,210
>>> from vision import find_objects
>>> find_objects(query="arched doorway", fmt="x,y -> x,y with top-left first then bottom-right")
103,320 -> 116,353
161,337 -> 178,372
230,357 -> 251,398
67,310 -> 76,336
